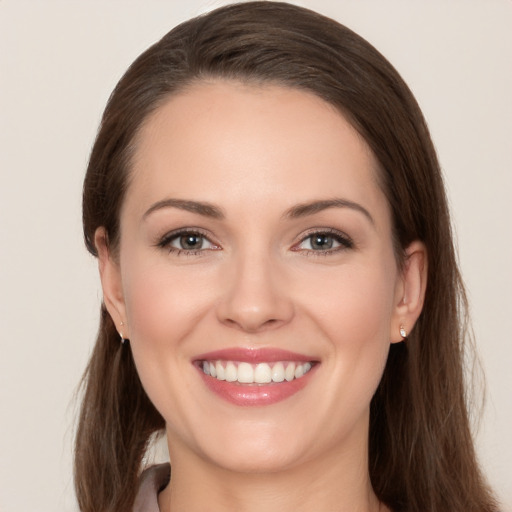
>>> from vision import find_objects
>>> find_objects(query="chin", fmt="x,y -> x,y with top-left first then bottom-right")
183,419 -> 316,474
206,443 -> 308,475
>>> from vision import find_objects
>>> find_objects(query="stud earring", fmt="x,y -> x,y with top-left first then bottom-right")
119,321 -> 127,344
399,325 -> 407,339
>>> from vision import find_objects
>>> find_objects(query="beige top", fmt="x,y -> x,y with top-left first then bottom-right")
133,463 -> 170,512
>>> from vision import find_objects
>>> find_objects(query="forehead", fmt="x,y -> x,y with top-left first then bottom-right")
125,80 -> 388,224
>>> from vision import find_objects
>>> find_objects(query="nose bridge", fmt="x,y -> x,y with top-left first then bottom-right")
217,243 -> 294,332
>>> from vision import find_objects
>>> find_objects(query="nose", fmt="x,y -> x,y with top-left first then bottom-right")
216,250 -> 294,333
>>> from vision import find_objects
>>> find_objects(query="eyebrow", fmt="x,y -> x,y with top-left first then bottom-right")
143,198 -> 225,220
284,198 -> 375,225
143,197 -> 374,225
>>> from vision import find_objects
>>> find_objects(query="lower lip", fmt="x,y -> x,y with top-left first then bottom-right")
197,365 -> 316,406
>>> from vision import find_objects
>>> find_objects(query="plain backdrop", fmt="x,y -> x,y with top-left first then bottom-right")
1,1 -> 511,511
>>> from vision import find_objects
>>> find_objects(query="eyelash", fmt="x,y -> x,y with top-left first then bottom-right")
155,229 -> 219,256
155,228 -> 354,256
293,228 -> 354,256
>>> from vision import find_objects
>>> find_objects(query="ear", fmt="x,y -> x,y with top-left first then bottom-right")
95,227 -> 129,339
390,240 -> 428,343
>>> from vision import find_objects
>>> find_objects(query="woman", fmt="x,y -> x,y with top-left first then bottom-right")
75,2 -> 498,511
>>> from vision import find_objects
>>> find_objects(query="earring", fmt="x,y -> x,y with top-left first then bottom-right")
399,325 -> 407,339
119,321 -> 126,344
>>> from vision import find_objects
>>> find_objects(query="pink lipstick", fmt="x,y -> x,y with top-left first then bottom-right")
194,348 -> 318,406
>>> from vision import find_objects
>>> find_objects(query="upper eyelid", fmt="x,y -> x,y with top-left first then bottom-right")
159,227 -> 212,238
297,227 -> 353,243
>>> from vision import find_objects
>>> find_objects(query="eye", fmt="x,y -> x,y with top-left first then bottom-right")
173,233 -> 210,251
157,230 -> 219,254
294,230 -> 353,253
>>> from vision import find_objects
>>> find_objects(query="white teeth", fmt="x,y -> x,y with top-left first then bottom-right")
254,363 -> 272,384
225,362 -> 237,382
237,362 -> 254,383
271,362 -> 285,382
201,360 -> 313,384
215,361 -> 225,380
285,362 -> 295,382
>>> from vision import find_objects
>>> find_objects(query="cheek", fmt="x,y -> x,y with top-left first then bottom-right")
302,259 -> 397,395
119,257 -> 218,423
121,257 -> 215,353
306,261 -> 397,341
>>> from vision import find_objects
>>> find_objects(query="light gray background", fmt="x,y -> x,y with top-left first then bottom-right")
1,1 -> 511,511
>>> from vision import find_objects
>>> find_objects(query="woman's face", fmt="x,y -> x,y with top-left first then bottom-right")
100,81 -> 421,473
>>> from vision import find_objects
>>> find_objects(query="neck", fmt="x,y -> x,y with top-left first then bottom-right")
158,433 -> 383,512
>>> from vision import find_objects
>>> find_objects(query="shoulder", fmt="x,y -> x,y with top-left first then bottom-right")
133,463 -> 171,512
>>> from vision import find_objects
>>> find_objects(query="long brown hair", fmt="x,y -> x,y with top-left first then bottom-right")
76,2 -> 498,511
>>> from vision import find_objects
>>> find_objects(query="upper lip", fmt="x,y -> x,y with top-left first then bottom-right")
194,347 -> 317,363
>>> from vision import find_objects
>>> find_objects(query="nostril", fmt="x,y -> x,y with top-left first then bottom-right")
222,315 -> 281,333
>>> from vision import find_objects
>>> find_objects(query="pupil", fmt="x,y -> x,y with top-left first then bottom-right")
311,234 -> 333,250
180,234 -> 202,250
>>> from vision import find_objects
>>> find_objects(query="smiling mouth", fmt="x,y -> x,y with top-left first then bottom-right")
194,348 -> 318,406
200,360 -> 314,384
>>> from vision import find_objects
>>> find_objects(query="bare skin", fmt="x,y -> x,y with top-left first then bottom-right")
96,81 -> 426,512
